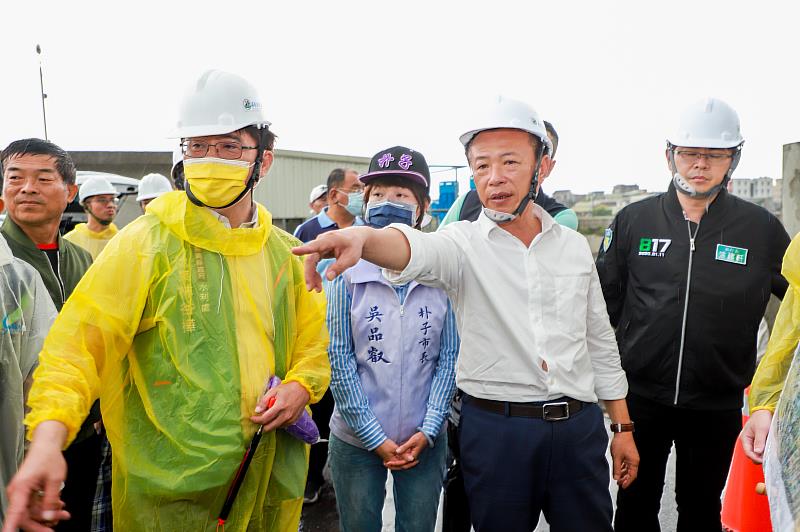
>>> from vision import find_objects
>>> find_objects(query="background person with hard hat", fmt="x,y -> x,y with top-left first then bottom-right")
170,146 -> 185,191
596,97 -> 791,531
3,70 -> 330,532
294,96 -> 638,532
136,172 -> 173,211
63,177 -> 120,260
307,184 -> 327,216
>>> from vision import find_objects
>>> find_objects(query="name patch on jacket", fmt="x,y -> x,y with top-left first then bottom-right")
638,238 -> 671,257
715,244 -> 748,265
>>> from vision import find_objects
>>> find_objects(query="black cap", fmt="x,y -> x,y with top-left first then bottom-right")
359,146 -> 430,191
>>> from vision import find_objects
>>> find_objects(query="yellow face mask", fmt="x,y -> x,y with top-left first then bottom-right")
183,157 -> 252,208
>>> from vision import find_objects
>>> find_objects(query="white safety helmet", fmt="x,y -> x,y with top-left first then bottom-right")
308,184 -> 328,204
137,173 -> 173,202
459,96 -> 552,155
169,70 -> 271,139
667,97 -> 744,149
79,177 -> 117,203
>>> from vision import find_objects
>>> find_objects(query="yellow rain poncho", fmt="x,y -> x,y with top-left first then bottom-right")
26,191 -> 330,531
63,222 -> 119,260
750,233 -> 800,412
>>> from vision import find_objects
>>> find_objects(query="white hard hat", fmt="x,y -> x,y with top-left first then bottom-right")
309,184 -> 328,203
667,97 -> 744,149
170,146 -> 183,180
79,177 -> 117,203
137,173 -> 173,202
460,96 -> 552,154
169,70 -> 271,138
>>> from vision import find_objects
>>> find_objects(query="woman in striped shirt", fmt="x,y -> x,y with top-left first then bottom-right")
324,146 -> 459,532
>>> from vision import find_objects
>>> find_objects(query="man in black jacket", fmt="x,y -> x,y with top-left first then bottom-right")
596,98 -> 790,531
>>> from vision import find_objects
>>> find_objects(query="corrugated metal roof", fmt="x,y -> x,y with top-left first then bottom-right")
255,149 -> 370,219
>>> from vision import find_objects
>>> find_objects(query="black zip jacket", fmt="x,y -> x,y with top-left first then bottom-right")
596,184 -> 790,410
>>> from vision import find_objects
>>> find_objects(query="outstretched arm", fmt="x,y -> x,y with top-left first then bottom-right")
292,226 -> 411,291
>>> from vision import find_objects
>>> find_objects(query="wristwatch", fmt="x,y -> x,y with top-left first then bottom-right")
610,422 -> 635,433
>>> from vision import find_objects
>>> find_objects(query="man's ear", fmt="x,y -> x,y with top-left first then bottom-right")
66,183 -> 78,202
259,150 -> 274,178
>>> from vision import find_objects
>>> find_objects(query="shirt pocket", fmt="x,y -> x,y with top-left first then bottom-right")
553,273 -> 591,340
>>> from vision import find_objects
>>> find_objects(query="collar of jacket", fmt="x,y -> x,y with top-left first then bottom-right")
346,259 -> 418,291
146,191 -> 272,256
664,181 -> 732,221
1,215 -> 69,253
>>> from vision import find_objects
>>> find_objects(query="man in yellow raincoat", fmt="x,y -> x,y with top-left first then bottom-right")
63,176 -> 120,260
742,232 -> 800,463
3,70 -> 330,532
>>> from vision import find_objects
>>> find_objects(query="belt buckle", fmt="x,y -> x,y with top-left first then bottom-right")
542,401 -> 570,421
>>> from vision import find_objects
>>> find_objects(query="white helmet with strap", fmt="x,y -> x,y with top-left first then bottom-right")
169,70 -> 272,208
460,96 -> 551,224
79,176 -> 117,203
667,97 -> 744,198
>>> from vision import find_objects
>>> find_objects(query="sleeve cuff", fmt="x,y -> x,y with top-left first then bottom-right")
355,416 -> 388,451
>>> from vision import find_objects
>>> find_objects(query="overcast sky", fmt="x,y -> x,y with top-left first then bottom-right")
2,0 -> 799,196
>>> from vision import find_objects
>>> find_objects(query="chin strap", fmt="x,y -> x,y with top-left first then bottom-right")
668,142 -> 742,199
483,141 -> 546,224
84,206 -> 114,227
185,127 -> 270,209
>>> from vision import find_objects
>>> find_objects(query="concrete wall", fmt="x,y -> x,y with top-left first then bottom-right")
783,143 -> 800,238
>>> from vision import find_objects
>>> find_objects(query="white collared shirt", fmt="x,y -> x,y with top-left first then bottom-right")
384,204 -> 628,403
207,204 -> 259,229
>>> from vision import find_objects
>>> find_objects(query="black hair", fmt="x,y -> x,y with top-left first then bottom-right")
1,138 -> 76,192
327,168 -> 348,190
364,175 -> 430,230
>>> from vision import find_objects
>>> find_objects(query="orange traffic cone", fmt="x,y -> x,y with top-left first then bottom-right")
721,388 -> 772,532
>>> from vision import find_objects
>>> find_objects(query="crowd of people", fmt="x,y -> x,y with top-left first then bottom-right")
0,68 -> 798,532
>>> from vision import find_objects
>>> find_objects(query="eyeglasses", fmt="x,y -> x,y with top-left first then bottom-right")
336,187 -> 364,194
89,197 -> 119,206
181,140 -> 258,160
674,150 -> 733,164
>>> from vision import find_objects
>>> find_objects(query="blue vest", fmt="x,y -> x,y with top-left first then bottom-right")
329,260 -> 449,448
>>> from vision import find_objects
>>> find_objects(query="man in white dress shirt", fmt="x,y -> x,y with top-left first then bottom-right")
293,97 -> 638,532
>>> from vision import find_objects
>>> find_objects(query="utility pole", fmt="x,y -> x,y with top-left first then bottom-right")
36,44 -> 48,140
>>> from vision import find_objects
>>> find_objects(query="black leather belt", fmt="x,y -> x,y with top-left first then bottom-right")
469,396 -> 585,420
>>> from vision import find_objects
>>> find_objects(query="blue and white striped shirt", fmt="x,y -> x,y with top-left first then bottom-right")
326,275 -> 459,450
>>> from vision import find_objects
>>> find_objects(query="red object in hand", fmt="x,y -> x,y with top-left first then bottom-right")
267,397 -> 276,409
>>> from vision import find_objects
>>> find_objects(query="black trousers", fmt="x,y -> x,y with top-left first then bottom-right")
307,389 -> 335,486
614,393 -> 741,532
56,431 -> 102,532
460,396 -> 613,532
442,421 -> 471,532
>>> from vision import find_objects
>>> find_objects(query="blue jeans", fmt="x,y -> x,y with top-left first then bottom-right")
329,432 -> 447,532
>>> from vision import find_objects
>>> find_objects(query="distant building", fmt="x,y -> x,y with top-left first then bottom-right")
612,184 -> 640,195
729,176 -> 782,217
730,176 -> 775,200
